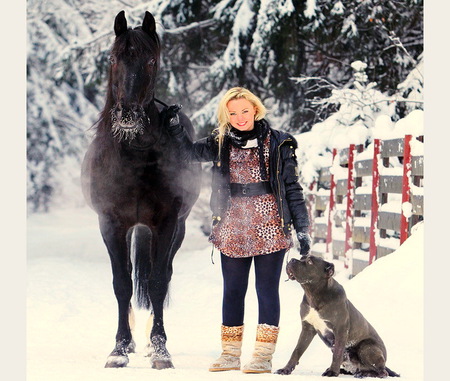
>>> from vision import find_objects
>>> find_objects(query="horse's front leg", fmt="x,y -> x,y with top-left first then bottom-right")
147,265 -> 174,369
148,300 -> 172,369
99,216 -> 134,368
147,218 -> 185,369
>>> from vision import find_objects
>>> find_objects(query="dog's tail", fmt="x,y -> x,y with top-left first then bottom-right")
386,367 -> 400,377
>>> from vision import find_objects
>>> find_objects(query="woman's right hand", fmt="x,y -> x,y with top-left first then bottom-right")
297,230 -> 311,256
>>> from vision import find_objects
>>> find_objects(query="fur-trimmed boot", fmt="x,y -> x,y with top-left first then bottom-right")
242,324 -> 279,374
209,324 -> 244,372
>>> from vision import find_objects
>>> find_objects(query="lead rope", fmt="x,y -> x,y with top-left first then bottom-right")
284,249 -> 291,282
210,243 -> 215,264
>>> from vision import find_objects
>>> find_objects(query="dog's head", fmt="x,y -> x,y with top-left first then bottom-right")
286,255 -> 335,286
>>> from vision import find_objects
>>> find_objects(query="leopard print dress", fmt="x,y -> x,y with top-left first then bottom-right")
209,132 -> 293,258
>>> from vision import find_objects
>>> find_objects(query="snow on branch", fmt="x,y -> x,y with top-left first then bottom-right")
290,75 -> 339,89
385,31 -> 422,77
162,19 -> 216,35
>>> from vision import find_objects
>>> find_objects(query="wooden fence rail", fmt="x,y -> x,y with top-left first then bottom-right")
306,134 -> 424,277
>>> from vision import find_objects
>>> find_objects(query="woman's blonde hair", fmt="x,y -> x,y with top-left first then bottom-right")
216,87 -> 267,155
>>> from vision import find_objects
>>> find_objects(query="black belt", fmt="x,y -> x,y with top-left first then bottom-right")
229,182 -> 272,197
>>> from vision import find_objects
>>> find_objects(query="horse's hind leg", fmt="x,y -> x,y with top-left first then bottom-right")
127,305 -> 136,353
125,228 -> 139,354
99,216 -> 134,368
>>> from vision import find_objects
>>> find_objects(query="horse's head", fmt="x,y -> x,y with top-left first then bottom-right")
108,11 -> 160,142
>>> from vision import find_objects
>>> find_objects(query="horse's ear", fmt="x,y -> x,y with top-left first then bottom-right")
142,11 -> 156,35
114,10 -> 127,37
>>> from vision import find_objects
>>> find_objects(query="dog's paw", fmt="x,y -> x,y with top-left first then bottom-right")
275,366 -> 294,375
322,368 -> 339,377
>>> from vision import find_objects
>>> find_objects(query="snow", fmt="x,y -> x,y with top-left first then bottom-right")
402,202 -> 413,219
24,100 -> 426,380
373,115 -> 396,140
331,1 -> 345,16
351,60 -> 367,73
212,0 -> 256,70
380,200 -> 403,213
390,110 -> 424,139
355,186 -> 371,194
25,206 -> 425,381
354,217 -> 371,227
304,0 -> 317,18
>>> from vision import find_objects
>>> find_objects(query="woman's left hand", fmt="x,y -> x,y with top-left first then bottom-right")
164,104 -> 183,135
296,230 -> 311,256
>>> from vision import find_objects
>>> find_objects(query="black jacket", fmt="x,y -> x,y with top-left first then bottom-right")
171,119 -> 310,235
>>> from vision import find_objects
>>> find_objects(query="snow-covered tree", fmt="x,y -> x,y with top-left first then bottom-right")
395,54 -> 424,118
313,60 -> 395,140
26,0 -> 423,212
27,0 -> 102,211
295,55 -> 423,187
27,0 -> 161,211
289,0 -> 423,129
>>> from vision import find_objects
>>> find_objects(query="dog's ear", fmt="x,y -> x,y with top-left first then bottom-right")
325,263 -> 335,278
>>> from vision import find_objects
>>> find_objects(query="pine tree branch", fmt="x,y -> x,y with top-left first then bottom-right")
117,0 -> 133,7
162,19 -> 216,35
290,76 -> 340,88
63,19 -> 217,54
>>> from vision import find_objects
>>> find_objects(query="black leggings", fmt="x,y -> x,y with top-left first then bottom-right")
220,249 -> 286,327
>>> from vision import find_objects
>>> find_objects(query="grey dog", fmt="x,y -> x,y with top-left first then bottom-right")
276,256 -> 399,378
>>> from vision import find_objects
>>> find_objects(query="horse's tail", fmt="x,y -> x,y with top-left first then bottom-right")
131,225 -> 153,310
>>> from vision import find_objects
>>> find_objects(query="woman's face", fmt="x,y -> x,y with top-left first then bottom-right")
227,98 -> 257,131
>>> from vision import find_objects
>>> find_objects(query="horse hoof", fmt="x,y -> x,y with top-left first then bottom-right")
105,355 -> 129,368
149,335 -> 173,369
151,359 -> 174,370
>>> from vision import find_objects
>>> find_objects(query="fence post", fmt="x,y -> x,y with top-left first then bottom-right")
344,144 -> 356,269
326,148 -> 337,254
308,180 -> 316,236
369,139 -> 380,264
400,135 -> 412,244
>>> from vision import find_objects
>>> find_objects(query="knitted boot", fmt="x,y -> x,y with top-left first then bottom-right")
242,324 -> 279,374
209,325 -> 244,372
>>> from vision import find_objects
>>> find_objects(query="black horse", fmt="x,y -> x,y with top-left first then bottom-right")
81,11 -> 201,369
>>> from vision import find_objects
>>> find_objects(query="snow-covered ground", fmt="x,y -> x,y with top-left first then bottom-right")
26,206 -> 425,381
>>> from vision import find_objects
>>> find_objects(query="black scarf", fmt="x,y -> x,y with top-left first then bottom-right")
227,119 -> 269,180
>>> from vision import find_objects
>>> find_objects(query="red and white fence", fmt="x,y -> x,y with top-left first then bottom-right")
306,135 -> 424,276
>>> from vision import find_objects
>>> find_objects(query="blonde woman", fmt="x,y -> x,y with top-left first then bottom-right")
164,87 -> 311,373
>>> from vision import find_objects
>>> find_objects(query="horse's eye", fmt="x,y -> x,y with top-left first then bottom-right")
109,55 -> 116,65
148,58 -> 156,66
